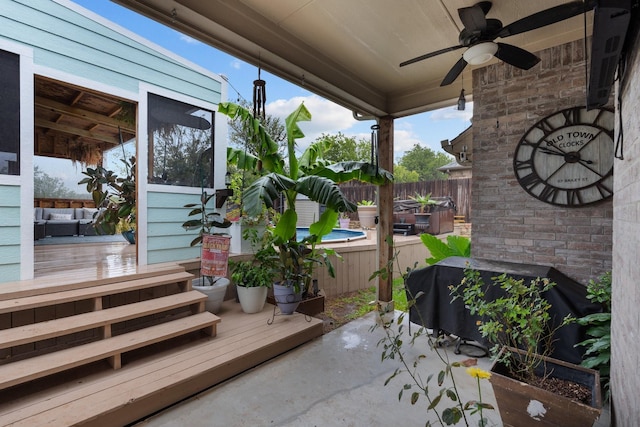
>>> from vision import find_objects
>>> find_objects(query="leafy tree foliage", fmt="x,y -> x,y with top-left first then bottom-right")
226,101 -> 286,209
34,165 -> 84,199
315,132 -> 370,163
150,125 -> 212,187
398,144 -> 452,181
392,164 -> 420,183
227,99 -> 286,157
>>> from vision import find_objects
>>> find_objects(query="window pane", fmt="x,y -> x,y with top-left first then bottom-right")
147,93 -> 214,187
0,49 -> 20,175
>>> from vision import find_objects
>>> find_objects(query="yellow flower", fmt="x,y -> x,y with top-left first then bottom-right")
466,367 -> 491,380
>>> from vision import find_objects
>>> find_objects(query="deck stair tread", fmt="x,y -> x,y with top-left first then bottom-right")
0,301 -> 323,427
0,290 -> 207,349
0,271 -> 193,313
0,264 -> 186,301
0,311 -> 220,391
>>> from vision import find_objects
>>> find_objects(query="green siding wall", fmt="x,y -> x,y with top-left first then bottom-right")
0,0 -> 226,280
1,0 -> 222,103
0,185 -> 21,281
147,191 -> 229,265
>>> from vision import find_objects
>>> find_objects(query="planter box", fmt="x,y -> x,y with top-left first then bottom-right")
490,347 -> 602,427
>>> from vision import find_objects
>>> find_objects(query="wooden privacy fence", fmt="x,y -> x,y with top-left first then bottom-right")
339,178 -> 471,221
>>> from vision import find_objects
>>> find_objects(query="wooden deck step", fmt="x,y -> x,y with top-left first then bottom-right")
0,290 -> 207,350
0,301 -> 323,427
0,311 -> 220,391
454,215 -> 466,223
0,263 -> 187,301
0,271 -> 193,314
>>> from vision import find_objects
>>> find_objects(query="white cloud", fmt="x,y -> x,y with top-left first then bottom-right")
179,34 -> 200,45
430,102 -> 474,122
259,95 -> 461,162
266,95 -> 360,148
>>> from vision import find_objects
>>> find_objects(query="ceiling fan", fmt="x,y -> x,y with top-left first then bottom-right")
400,1 -> 596,86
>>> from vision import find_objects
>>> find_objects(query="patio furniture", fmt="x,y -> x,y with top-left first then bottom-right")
34,207 -> 102,238
406,256 -> 603,364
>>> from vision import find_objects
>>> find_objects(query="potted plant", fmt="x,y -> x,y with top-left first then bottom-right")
219,102 -> 392,315
338,212 -> 350,229
356,199 -> 377,229
409,192 -> 437,225
182,190 -> 232,313
451,269 -> 602,427
573,271 -> 611,404
230,227 -> 276,313
79,155 -> 136,239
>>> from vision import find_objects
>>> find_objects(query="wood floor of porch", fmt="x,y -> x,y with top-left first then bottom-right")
1,251 -> 323,427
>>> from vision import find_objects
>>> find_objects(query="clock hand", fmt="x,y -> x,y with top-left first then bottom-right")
540,147 -> 594,164
539,147 -> 564,156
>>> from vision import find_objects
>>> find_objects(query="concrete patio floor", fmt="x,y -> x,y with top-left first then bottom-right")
133,311 -> 503,426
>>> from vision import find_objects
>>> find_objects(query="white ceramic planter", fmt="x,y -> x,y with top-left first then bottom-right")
193,277 -> 230,314
236,285 -> 268,314
357,205 -> 377,229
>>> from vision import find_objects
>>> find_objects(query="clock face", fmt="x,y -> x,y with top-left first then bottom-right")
513,107 -> 614,207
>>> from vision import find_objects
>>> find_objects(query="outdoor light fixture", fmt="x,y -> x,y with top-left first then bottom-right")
463,42 -> 498,65
215,172 -> 234,208
457,88 -> 466,111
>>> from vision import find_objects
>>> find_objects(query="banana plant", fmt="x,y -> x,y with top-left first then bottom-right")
219,102 -> 393,292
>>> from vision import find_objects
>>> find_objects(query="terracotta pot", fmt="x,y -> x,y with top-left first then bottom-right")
489,346 -> 602,427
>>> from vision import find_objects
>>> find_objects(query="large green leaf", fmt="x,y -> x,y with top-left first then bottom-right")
218,102 -> 281,173
295,175 -> 357,212
299,138 -> 332,172
243,173 -> 296,216
284,103 -> 311,181
274,208 -> 297,243
227,146 -> 259,170
314,161 -> 393,185
309,209 -> 339,241
445,235 -> 471,257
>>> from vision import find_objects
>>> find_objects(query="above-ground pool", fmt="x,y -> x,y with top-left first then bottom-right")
296,227 -> 367,243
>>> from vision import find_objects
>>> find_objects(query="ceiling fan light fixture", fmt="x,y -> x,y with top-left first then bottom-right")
463,42 -> 498,65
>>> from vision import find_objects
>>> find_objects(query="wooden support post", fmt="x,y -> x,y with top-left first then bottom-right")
377,116 -> 394,304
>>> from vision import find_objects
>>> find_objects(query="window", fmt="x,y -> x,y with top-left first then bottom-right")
0,49 -> 20,175
147,93 -> 214,188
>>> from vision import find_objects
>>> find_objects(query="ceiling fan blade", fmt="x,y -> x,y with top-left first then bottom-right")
494,43 -> 540,70
400,45 -> 464,67
498,1 -> 596,38
458,1 -> 492,32
440,57 -> 468,86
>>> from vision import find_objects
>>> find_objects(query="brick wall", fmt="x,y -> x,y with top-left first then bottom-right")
470,39 -> 612,285
611,28 -> 640,426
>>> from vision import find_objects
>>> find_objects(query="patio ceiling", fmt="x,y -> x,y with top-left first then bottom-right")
112,0 -> 593,117
35,76 -> 136,164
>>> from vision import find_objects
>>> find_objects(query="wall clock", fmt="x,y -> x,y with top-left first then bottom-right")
513,106 -> 614,207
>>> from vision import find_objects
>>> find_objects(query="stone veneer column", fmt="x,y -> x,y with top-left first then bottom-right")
611,28 -> 640,426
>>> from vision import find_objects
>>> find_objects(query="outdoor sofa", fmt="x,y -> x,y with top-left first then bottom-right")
34,207 -> 100,238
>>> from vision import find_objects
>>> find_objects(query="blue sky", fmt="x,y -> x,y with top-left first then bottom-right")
70,0 -> 473,159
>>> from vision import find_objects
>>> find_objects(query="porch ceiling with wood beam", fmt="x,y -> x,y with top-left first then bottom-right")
35,76 -> 136,164
112,0 -> 592,117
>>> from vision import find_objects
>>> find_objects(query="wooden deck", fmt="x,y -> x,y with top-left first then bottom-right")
0,260 -> 323,426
